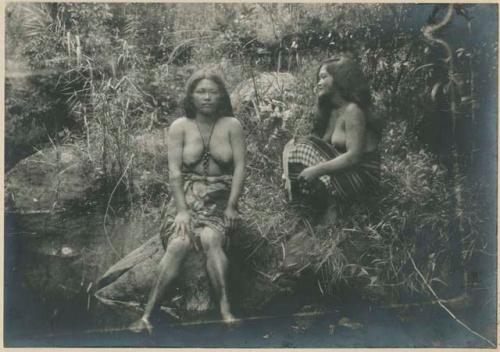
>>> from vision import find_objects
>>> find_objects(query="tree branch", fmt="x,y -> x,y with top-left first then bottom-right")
407,251 -> 495,347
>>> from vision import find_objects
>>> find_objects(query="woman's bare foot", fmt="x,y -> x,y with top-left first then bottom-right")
129,317 -> 153,335
222,311 -> 237,324
220,301 -> 238,324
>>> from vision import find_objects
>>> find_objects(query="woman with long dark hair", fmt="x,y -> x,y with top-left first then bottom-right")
95,69 -> 245,333
283,54 -> 380,209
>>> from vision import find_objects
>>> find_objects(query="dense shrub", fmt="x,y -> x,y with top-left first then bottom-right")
5,72 -> 72,168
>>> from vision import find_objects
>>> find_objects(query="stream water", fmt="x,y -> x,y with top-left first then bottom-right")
4,210 -> 497,348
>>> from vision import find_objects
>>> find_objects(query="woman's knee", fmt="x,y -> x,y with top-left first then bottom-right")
199,227 -> 224,252
165,236 -> 191,258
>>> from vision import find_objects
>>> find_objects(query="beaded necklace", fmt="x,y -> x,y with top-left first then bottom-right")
194,120 -> 216,176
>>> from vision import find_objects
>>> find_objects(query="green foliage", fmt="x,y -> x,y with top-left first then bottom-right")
239,113 -> 464,299
5,72 -> 72,168
344,121 -> 453,296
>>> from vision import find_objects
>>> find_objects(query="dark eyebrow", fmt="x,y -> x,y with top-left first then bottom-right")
194,88 -> 219,92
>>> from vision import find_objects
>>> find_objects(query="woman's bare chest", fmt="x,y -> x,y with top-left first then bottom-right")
183,128 -> 232,162
324,113 -> 346,144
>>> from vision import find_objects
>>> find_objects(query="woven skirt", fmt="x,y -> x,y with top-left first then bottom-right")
282,135 -> 380,204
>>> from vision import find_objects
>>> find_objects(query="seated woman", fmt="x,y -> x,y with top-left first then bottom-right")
283,54 -> 380,211
95,69 -> 245,334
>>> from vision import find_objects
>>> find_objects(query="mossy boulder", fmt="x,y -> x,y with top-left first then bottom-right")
5,144 -> 98,213
231,72 -> 298,114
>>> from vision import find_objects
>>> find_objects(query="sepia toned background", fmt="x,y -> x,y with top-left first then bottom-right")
4,2 -> 498,347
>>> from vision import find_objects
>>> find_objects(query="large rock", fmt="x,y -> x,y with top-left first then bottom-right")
5,130 -> 169,214
5,144 -> 98,213
94,234 -> 213,315
92,216 -> 288,316
231,72 -> 298,114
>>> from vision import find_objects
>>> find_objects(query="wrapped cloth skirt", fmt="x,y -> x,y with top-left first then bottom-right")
282,135 -> 380,204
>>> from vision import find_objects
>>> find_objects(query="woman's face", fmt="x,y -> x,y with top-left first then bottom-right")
317,65 -> 335,97
192,79 -> 221,116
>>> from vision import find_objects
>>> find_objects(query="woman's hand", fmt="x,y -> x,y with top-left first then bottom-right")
298,166 -> 320,183
224,206 -> 240,231
174,210 -> 199,251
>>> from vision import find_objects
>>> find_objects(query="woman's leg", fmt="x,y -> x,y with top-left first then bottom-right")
130,235 -> 191,333
199,227 -> 235,323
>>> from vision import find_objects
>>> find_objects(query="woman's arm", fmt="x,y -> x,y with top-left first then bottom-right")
301,104 -> 366,180
168,119 -> 187,212
167,119 -> 193,239
225,118 -> 246,229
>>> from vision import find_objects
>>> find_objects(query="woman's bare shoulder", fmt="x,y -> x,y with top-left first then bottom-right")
344,103 -> 366,124
345,103 -> 365,116
219,116 -> 243,131
169,117 -> 190,130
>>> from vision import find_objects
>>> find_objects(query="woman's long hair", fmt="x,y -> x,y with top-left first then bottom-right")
183,69 -> 234,119
312,55 -> 373,136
